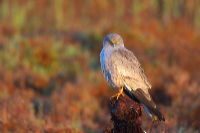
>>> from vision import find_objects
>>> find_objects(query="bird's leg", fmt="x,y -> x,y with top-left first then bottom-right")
116,87 -> 124,100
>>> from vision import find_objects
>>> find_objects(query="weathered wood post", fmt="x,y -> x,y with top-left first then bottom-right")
103,95 -> 144,133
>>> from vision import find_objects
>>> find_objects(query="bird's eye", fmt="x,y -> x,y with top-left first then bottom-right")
108,40 -> 111,44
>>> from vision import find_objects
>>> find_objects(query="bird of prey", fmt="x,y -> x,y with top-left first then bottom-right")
100,33 -> 165,123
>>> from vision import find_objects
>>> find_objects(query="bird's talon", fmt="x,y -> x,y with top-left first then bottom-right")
116,94 -> 120,100
116,87 -> 124,100
111,87 -> 124,100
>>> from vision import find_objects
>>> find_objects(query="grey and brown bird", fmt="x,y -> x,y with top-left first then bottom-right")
100,33 -> 165,123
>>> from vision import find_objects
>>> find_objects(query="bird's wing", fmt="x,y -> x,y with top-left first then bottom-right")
111,47 -> 151,91
112,48 -> 165,122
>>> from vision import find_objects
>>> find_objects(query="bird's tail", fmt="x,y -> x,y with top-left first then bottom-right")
143,104 -> 164,123
123,87 -> 165,123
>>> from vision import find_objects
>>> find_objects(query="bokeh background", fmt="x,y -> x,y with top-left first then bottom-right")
0,0 -> 200,132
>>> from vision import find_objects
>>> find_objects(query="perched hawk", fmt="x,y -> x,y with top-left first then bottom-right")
100,33 -> 165,123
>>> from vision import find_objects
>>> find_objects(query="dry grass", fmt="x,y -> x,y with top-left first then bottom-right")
0,0 -> 200,132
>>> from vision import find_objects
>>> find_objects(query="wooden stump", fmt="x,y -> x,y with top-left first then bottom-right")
104,95 -> 144,133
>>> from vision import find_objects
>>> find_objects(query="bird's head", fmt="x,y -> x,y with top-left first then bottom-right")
103,33 -> 124,48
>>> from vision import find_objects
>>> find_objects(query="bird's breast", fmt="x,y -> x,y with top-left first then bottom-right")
100,48 -> 124,87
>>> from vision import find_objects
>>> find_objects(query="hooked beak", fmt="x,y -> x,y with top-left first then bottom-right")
111,41 -> 115,47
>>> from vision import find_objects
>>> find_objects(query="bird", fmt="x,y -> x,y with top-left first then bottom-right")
100,33 -> 165,123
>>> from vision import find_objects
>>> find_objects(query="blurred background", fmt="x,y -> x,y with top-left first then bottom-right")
0,0 -> 200,132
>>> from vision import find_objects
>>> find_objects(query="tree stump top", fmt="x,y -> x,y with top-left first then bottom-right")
104,95 -> 144,133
